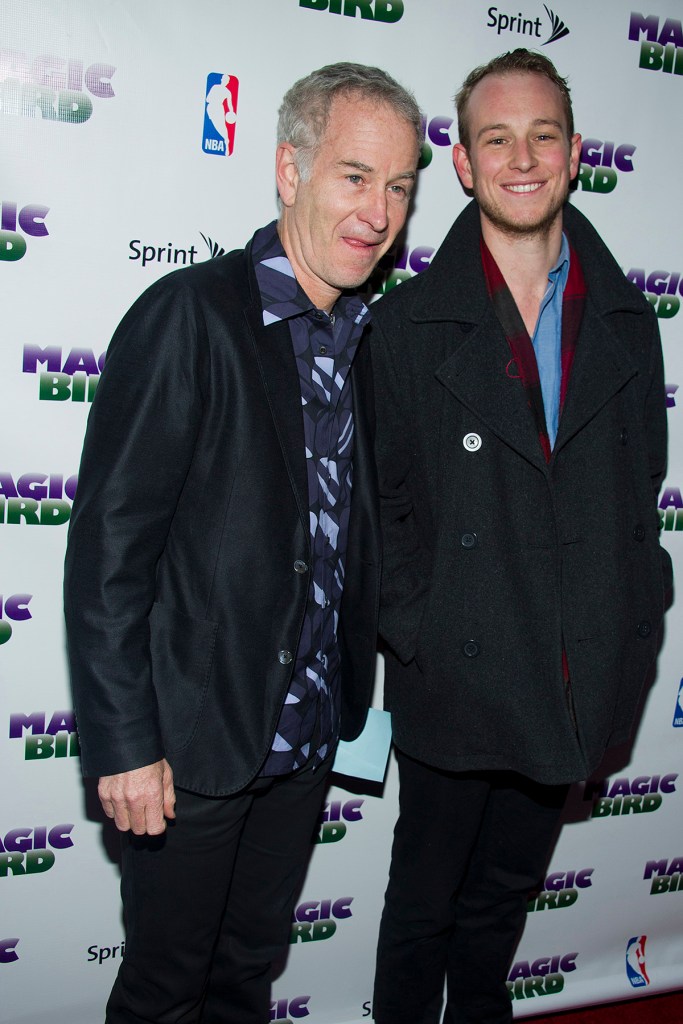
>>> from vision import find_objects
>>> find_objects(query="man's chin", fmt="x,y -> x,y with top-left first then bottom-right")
477,194 -> 567,240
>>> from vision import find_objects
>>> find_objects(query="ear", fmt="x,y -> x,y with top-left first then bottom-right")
275,142 -> 300,208
569,132 -> 582,180
452,142 -> 473,189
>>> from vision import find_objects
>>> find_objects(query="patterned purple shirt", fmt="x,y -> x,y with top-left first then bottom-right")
252,221 -> 371,776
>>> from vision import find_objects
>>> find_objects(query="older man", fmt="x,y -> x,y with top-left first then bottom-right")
371,49 -> 671,1023
64,62 -> 421,1024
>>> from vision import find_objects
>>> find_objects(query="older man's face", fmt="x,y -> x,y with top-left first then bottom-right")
277,94 -> 418,312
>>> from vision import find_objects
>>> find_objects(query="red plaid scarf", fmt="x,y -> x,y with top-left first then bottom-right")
480,234 -> 586,463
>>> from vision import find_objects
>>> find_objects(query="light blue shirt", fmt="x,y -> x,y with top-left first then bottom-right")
531,233 -> 570,450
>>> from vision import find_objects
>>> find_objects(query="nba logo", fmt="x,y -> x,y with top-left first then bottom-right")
625,936 -> 650,988
673,679 -> 683,728
202,73 -> 239,156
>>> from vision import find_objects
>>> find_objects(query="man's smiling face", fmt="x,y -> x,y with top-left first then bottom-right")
453,71 -> 581,241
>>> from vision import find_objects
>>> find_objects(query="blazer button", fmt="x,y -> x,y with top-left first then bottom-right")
462,640 -> 481,658
461,532 -> 478,549
293,559 -> 309,573
632,524 -> 645,542
636,621 -> 652,639
278,649 -> 293,665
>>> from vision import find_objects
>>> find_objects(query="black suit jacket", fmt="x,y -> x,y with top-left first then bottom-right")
64,234 -> 380,796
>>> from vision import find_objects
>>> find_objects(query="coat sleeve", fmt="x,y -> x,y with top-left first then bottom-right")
644,307 -> 674,601
371,315 -> 432,665
63,276 -> 207,777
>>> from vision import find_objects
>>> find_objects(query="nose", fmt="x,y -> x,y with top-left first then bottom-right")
359,186 -> 389,233
509,137 -> 537,172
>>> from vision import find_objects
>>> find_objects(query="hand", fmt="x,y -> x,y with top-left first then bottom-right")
98,758 -> 176,835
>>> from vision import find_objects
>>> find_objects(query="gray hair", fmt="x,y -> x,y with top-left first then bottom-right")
277,62 -> 422,180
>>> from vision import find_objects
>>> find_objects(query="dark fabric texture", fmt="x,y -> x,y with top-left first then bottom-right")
106,760 -> 331,1024
373,750 -> 567,1024
371,199 -> 671,786
64,232 -> 380,795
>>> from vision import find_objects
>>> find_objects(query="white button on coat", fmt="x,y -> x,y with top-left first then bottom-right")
463,432 -> 482,452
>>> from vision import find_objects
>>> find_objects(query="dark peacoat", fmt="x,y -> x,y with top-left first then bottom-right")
372,200 -> 671,786
64,233 -> 380,796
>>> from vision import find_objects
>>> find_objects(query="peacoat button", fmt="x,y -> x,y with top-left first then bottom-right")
636,621 -> 652,639
462,640 -> 481,658
293,559 -> 309,573
620,427 -> 628,446
461,532 -> 478,549
278,649 -> 293,664
632,524 -> 645,542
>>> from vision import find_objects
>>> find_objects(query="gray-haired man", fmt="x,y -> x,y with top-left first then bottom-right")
64,62 -> 421,1023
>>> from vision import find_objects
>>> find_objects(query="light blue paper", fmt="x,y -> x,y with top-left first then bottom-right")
333,708 -> 392,782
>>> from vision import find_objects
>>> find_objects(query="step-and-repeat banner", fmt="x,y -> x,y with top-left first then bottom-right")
2,2 -> 682,1021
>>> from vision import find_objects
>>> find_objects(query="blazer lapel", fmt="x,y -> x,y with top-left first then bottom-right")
244,303 -> 309,529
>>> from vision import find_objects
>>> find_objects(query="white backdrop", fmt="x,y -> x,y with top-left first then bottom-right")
2,2 -> 682,1021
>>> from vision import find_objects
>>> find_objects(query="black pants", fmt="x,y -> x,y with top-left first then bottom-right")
106,759 -> 331,1024
373,750 -> 568,1024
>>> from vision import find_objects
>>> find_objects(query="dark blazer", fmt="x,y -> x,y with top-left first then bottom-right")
372,200 -> 671,786
64,234 -> 380,796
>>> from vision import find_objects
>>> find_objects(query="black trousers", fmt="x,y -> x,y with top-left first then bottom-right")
106,759 -> 331,1024
373,749 -> 568,1024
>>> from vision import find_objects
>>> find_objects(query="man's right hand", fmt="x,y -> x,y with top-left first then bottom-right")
98,758 -> 176,835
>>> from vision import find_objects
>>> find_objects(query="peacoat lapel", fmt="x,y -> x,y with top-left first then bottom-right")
553,204 -> 644,454
412,200 -> 645,469
553,299 -> 638,454
435,311 -> 550,473
411,201 -> 551,472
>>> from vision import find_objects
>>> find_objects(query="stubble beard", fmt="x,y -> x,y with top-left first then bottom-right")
474,183 -> 569,242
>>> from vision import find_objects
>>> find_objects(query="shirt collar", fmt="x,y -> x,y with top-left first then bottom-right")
549,232 -> 570,284
251,220 -> 370,329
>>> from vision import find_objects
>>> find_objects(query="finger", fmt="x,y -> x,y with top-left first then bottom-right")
163,774 -> 176,820
143,800 -> 167,836
111,801 -> 133,833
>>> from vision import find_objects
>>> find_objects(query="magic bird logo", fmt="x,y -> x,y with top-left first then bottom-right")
583,773 -> 677,815
23,344 -> 105,404
507,952 -> 578,1001
0,473 -> 76,526
1,200 -> 48,262
0,48 -> 115,123
486,5 -> 569,45
0,594 -> 31,645
0,825 -> 74,878
629,13 -> 683,76
9,711 -> 80,761
643,857 -> 683,894
290,897 -> 353,943
315,798 -> 364,844
527,868 -> 593,913
270,996 -> 311,1022
0,938 -> 19,964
